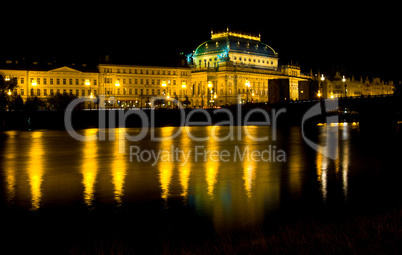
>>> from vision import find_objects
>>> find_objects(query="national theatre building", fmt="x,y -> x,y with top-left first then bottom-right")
0,29 -> 394,108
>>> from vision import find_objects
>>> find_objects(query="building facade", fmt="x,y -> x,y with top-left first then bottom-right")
187,30 -> 309,106
320,73 -> 394,99
0,30 -> 395,109
98,64 -> 191,108
0,66 -> 98,100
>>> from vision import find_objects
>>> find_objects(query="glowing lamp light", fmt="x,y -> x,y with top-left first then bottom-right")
161,80 -> 167,87
245,80 -> 251,87
7,89 -> 11,95
32,80 -> 37,86
85,79 -> 90,86
321,74 -> 325,81
90,92 -> 93,99
115,80 -> 120,87
182,81 -> 186,88
208,81 -> 213,88
5,76 -> 10,81
342,75 -> 346,82
317,90 -> 321,97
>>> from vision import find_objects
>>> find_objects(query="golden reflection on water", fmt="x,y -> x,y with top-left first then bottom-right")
242,129 -> 256,199
316,125 -> 351,201
158,127 -> 174,202
81,129 -> 99,207
205,128 -> 219,199
4,131 -> 18,201
28,132 -> 45,211
0,126 -> 356,229
111,128 -> 127,205
179,127 -> 192,198
316,126 -> 331,201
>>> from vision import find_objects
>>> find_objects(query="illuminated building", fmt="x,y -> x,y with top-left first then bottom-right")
320,73 -> 394,99
0,66 -> 99,108
187,29 -> 309,105
98,64 -> 191,108
0,30 -> 394,108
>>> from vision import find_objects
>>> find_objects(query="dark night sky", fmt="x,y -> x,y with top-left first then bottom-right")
2,2 -> 400,82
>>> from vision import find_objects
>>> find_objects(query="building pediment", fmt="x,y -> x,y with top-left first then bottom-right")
49,66 -> 81,73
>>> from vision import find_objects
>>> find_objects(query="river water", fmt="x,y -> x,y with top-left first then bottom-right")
0,125 -> 401,252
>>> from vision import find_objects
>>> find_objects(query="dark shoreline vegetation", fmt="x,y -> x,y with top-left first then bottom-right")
2,203 -> 400,254
154,206 -> 402,255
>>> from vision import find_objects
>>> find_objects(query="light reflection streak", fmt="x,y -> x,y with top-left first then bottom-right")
342,126 -> 349,200
112,128 -> 127,206
158,127 -> 174,202
28,132 -> 44,211
316,128 -> 329,202
242,129 -> 256,199
81,129 -> 98,207
316,125 -> 351,202
4,131 -> 18,201
205,127 -> 219,199
179,127 -> 192,198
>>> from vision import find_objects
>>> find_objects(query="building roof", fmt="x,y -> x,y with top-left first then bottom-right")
0,55 -> 99,73
194,31 -> 278,58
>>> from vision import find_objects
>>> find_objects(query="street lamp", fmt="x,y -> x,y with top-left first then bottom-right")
318,74 -> 325,99
207,81 -> 213,107
7,89 -> 11,111
85,79 -> 92,109
245,80 -> 251,103
182,81 -> 186,98
342,75 -> 347,97
114,79 -> 120,108
30,79 -> 37,97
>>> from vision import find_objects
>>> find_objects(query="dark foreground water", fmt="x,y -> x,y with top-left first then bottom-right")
0,125 -> 401,253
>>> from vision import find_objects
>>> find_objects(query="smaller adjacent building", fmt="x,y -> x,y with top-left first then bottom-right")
0,65 -> 99,100
320,72 -> 394,99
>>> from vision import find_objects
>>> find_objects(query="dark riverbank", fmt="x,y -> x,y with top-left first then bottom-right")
0,102 -> 355,131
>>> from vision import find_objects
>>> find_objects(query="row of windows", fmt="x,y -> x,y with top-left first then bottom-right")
24,89 -> 97,97
12,87 -> 268,97
104,88 -> 189,96
26,78 -> 97,86
197,56 -> 275,66
105,78 -> 187,86
232,56 -> 274,65
102,68 -> 189,76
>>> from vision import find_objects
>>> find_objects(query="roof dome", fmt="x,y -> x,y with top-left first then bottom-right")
194,30 -> 277,58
